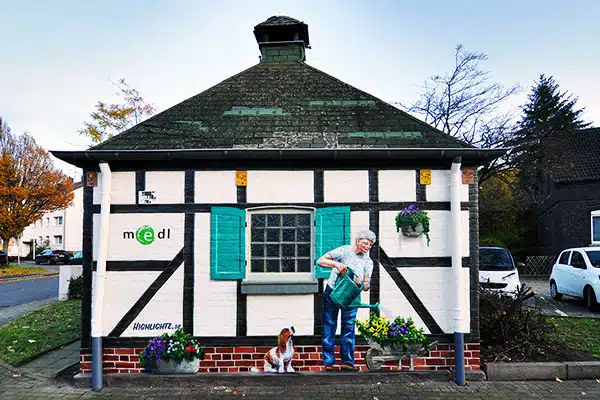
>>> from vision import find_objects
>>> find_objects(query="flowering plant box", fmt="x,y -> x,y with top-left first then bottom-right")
139,328 -> 205,374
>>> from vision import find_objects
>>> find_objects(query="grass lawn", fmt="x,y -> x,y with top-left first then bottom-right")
0,264 -> 49,278
548,317 -> 600,358
0,300 -> 81,366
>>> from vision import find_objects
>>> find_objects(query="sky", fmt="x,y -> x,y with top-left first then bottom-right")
2,0 -> 599,179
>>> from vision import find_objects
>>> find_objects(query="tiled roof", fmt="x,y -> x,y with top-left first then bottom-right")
256,16 -> 303,26
93,60 -> 473,151
546,127 -> 600,183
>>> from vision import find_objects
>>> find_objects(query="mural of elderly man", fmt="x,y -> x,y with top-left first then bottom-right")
316,229 -> 376,372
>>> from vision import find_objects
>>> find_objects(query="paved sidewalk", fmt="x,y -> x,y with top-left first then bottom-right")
3,359 -> 600,400
0,298 -> 58,327
19,340 -> 80,378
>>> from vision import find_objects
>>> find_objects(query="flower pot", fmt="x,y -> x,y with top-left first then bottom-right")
152,358 -> 200,374
400,223 -> 424,237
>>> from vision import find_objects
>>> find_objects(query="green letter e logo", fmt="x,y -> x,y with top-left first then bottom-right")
136,225 -> 155,245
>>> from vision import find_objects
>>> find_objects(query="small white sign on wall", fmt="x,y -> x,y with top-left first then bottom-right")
139,190 -> 158,204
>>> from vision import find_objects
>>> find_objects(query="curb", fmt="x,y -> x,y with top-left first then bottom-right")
0,358 -> 47,382
484,361 -> 600,381
74,370 -> 460,389
15,338 -> 81,368
0,273 -> 59,283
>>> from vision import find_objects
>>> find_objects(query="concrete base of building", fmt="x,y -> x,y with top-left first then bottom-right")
484,361 -> 600,381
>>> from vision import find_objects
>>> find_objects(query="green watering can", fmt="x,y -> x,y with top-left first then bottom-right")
330,267 -> 380,311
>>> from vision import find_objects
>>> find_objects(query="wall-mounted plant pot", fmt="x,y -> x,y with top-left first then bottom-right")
400,223 -> 424,237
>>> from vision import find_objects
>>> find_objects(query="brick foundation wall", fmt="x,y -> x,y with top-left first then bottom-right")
80,343 -> 480,374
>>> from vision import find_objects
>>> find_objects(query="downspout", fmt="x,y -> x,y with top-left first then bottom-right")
451,158 -> 467,385
92,162 -> 112,391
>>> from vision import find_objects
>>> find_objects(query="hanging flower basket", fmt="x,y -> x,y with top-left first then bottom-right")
139,328 -> 205,375
395,205 -> 431,246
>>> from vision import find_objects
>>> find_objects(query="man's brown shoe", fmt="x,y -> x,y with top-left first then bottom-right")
341,364 -> 359,372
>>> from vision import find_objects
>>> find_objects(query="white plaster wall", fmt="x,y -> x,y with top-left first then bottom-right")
101,268 -> 184,337
145,171 -> 185,204
246,295 -> 314,336
195,171 -> 237,204
193,213 -> 237,336
93,171 -> 136,205
378,170 -> 417,202
64,185 -> 83,251
379,210 -> 470,258
379,264 -> 429,333
92,213 -> 184,261
401,267 -> 471,333
324,171 -> 369,203
246,171 -> 314,203
58,265 -> 82,300
425,170 -> 470,202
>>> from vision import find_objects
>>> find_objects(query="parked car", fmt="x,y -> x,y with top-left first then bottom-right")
479,247 -> 522,294
35,249 -> 70,265
68,251 -> 83,265
549,247 -> 600,311
0,251 -> 7,266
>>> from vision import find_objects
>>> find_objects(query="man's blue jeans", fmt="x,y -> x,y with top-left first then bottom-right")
322,285 -> 358,366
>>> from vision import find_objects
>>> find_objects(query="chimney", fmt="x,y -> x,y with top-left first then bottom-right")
253,16 -> 310,62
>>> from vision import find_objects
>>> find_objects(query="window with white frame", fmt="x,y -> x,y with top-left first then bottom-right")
54,216 -> 63,226
54,235 -> 62,245
248,208 -> 313,280
592,211 -> 600,244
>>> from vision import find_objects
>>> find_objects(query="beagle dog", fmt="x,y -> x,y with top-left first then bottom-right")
250,326 -> 295,373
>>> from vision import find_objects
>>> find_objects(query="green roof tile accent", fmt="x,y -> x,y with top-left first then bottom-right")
306,100 -> 376,106
174,120 -> 209,132
347,131 -> 422,139
223,107 -> 290,116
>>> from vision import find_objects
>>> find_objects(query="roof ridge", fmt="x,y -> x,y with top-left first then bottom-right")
91,62 -> 264,149
297,62 -> 474,148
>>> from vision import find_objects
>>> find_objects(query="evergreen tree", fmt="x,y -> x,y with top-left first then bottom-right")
510,74 -> 590,204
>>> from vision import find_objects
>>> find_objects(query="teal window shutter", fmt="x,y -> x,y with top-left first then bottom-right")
314,206 -> 351,279
210,207 -> 246,280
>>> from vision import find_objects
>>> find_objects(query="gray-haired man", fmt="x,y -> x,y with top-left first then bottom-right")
316,229 -> 376,372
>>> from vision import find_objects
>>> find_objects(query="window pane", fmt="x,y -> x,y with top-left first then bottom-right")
282,214 -> 296,227
266,228 -> 280,242
251,229 -> 265,242
281,258 -> 295,272
297,228 -> 311,242
282,229 -> 295,242
266,259 -> 280,272
266,244 -> 280,257
267,215 -> 281,227
251,258 -> 265,273
594,216 -> 600,242
252,214 -> 265,228
251,244 -> 264,258
298,214 -> 310,227
297,243 -> 310,257
297,258 -> 311,272
559,251 -> 570,265
282,244 -> 295,257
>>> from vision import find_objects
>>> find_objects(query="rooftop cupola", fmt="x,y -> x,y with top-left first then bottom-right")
253,16 -> 310,62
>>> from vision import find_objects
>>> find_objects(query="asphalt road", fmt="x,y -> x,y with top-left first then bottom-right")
0,276 -> 58,308
522,277 -> 600,318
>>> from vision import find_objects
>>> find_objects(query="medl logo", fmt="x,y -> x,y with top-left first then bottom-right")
123,225 -> 171,245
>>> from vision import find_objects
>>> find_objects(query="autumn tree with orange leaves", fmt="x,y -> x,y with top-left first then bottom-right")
0,118 -> 74,264
78,78 -> 156,143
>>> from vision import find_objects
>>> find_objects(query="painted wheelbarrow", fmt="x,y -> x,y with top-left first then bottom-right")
364,339 -> 438,371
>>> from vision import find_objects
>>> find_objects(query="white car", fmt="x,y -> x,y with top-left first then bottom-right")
549,247 -> 600,311
479,247 -> 522,295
